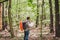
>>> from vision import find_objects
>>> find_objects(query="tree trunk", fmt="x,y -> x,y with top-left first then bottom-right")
49,0 -> 54,33
0,3 -> 2,30
2,2 -> 4,30
36,0 -> 39,27
55,0 -> 60,37
40,0 -> 44,40
8,0 -> 14,38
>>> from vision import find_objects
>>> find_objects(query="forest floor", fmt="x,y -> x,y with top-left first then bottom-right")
0,27 -> 60,40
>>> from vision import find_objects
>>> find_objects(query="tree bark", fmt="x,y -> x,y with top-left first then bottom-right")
49,0 -> 54,33
40,0 -> 44,40
2,2 -> 4,30
36,0 -> 39,27
55,0 -> 60,37
0,3 -> 2,30
8,0 -> 14,38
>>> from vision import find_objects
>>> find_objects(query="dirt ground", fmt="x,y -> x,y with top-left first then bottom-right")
0,27 -> 60,40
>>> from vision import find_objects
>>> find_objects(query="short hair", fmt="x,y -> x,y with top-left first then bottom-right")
27,17 -> 30,20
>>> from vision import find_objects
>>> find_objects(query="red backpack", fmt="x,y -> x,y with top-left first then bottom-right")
19,21 -> 24,31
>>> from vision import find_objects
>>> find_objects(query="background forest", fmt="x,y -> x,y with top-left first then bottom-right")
0,0 -> 60,40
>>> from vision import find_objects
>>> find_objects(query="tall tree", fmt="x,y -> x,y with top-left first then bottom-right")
36,0 -> 39,27
2,2 -> 4,30
49,0 -> 54,33
0,3 -> 2,30
55,0 -> 60,37
8,0 -> 14,37
40,0 -> 44,40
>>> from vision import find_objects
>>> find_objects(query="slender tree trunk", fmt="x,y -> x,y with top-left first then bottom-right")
36,0 -> 39,27
2,2 -> 4,30
8,0 -> 14,37
55,0 -> 60,37
0,3 -> 2,30
49,0 -> 54,33
42,0 -> 44,20
59,14 -> 60,27
40,0 -> 44,40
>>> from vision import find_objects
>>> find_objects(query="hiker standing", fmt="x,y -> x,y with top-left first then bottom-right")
23,17 -> 31,40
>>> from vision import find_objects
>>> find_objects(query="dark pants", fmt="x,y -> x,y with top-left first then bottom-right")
24,30 -> 29,40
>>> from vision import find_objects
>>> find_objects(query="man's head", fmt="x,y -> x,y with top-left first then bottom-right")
27,16 -> 30,20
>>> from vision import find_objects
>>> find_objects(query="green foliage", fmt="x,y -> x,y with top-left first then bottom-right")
0,0 -> 8,2
11,0 -> 37,27
10,0 -> 55,27
28,0 -> 33,3
0,0 -> 5,2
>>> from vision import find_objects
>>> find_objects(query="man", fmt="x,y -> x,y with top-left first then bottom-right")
23,17 -> 31,40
